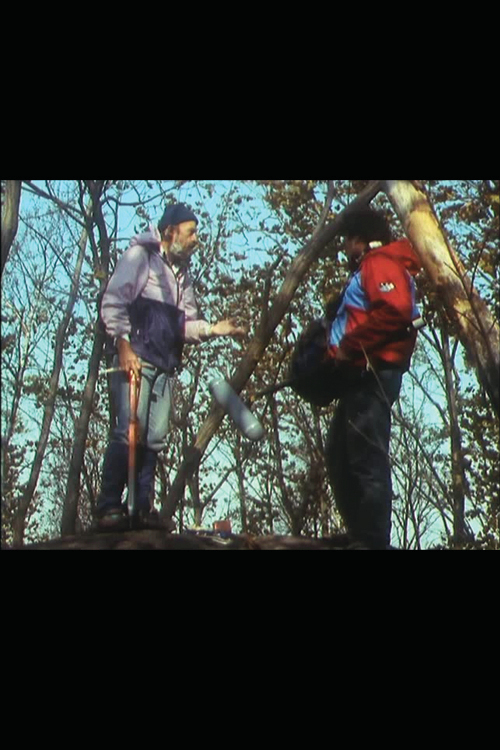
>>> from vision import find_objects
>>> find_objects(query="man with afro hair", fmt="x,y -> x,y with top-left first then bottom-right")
325,207 -> 423,549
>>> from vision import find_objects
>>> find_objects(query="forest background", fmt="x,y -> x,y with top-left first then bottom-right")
1,179 -> 498,549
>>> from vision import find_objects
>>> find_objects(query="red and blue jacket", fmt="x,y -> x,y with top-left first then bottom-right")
329,239 -> 422,371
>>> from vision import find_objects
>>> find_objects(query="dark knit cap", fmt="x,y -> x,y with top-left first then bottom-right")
158,204 -> 198,233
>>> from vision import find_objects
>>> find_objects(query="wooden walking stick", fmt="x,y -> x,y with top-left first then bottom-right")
128,370 -> 140,525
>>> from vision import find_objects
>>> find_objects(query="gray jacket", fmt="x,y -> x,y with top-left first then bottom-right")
101,225 -> 211,372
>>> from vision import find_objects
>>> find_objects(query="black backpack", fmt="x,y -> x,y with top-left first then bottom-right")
289,318 -> 349,407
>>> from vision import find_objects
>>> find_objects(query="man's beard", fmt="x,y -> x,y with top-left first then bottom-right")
169,241 -> 196,266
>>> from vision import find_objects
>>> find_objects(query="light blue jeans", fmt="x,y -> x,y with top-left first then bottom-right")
96,358 -> 174,514
110,356 -> 173,452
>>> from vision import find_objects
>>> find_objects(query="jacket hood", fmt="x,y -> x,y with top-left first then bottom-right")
129,224 -> 162,250
367,239 -> 422,277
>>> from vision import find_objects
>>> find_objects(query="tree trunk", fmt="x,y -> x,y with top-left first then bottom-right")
439,323 -> 470,547
12,224 -> 89,546
162,180 -> 385,521
384,180 -> 500,418
268,394 -> 295,533
60,325 -> 106,536
61,182 -> 112,537
1,180 -> 22,277
235,435 -> 249,534
190,470 -> 203,527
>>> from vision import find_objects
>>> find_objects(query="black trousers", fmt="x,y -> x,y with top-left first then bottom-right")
325,368 -> 403,549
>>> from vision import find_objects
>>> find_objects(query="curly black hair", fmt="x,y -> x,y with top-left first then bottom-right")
341,207 -> 393,245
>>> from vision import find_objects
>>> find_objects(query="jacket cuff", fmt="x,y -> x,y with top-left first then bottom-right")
114,334 -> 131,345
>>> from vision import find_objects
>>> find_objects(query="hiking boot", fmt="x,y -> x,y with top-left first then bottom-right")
131,509 -> 176,533
94,506 -> 129,532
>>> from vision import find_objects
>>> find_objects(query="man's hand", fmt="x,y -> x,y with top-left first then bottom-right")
117,338 -> 142,378
211,319 -> 247,339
